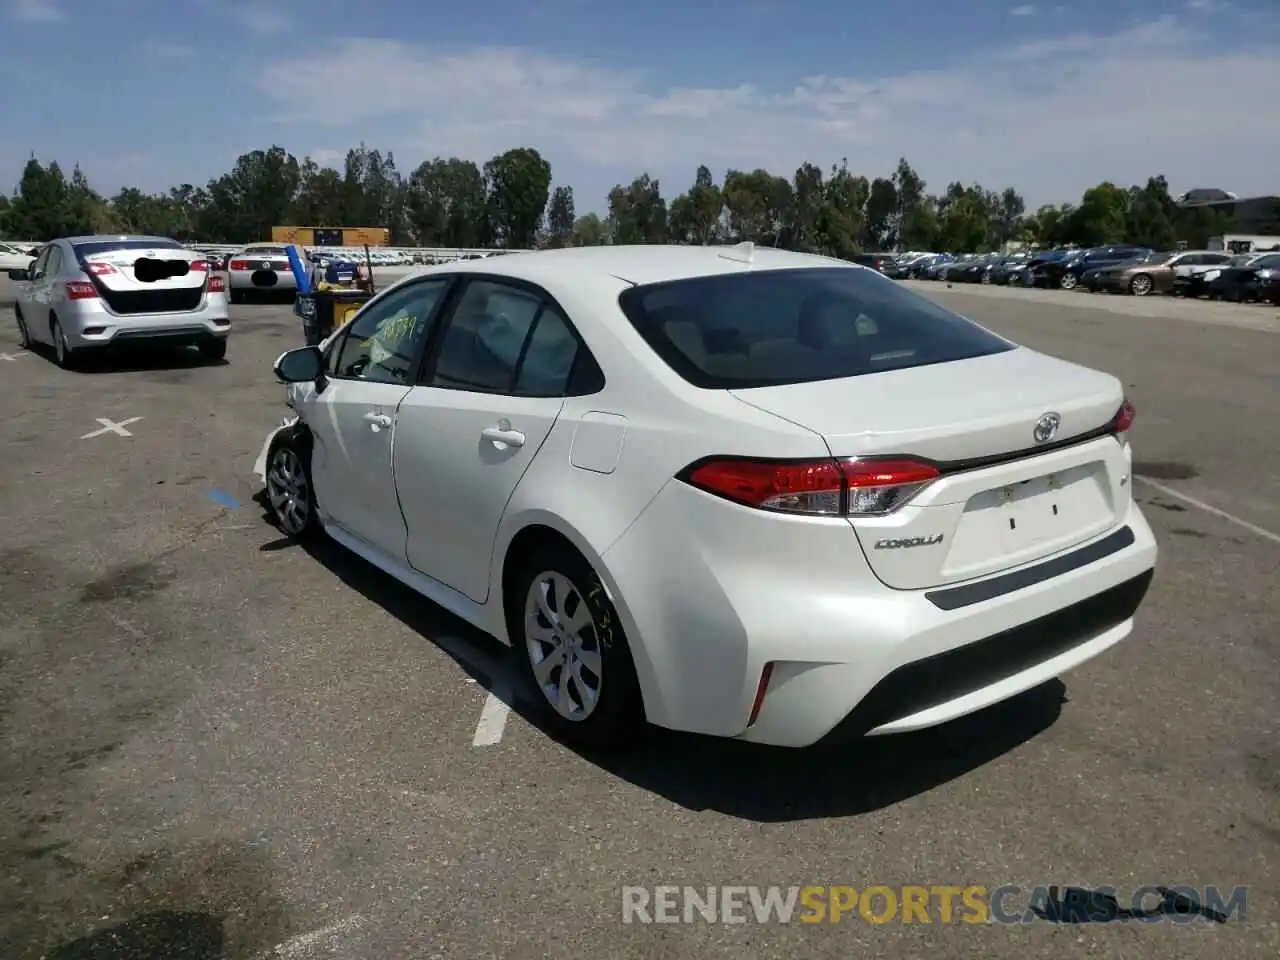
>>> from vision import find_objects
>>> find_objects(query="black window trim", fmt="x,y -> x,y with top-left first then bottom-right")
325,275 -> 460,385
414,273 -> 605,399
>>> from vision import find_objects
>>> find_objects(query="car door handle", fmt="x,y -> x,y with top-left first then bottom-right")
364,412 -> 393,432
481,425 -> 525,448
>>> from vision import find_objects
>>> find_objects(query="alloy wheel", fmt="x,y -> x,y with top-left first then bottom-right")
266,446 -> 311,535
1131,274 -> 1153,296
524,570 -> 603,722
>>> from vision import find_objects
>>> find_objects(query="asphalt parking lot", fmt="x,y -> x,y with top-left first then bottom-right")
1,278 -> 1277,959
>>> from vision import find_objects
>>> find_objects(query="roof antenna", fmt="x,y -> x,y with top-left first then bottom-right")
718,241 -> 754,265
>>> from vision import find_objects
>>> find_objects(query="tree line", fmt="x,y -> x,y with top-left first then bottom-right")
0,145 -> 1236,256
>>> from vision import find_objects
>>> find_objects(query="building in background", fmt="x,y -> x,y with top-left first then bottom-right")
1176,191 -> 1280,236
271,226 -> 390,247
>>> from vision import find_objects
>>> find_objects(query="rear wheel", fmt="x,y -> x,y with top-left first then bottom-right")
198,338 -> 228,362
1059,273 -> 1078,290
1129,273 -> 1153,297
510,543 -> 644,747
51,317 -> 77,369
229,289 -> 245,305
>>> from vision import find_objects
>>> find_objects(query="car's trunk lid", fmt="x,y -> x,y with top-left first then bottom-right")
731,348 -> 1130,589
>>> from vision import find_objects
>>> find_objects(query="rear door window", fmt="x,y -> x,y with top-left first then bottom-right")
618,266 -> 1013,389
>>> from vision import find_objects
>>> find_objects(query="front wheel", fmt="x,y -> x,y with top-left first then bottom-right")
265,435 -> 319,538
1129,273 -> 1153,297
1059,273 -> 1078,290
511,545 -> 645,747
15,308 -> 31,349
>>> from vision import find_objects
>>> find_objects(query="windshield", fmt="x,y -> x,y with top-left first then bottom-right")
72,239 -> 185,258
616,267 -> 1013,389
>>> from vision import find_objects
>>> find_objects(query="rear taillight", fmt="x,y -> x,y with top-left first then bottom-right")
65,281 -> 98,300
680,456 -> 939,517
229,259 -> 249,271
748,662 -> 774,726
207,274 -> 226,293
189,260 -> 208,272
85,262 -> 118,276
1112,399 -> 1135,444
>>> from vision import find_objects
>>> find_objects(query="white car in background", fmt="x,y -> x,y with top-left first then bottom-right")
0,241 -> 35,271
256,244 -> 1157,749
9,234 -> 229,367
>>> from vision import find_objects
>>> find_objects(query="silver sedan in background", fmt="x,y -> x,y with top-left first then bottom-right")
8,235 -> 230,368
226,243 -> 301,303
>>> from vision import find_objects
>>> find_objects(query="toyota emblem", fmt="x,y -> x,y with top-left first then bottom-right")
1033,412 -> 1061,444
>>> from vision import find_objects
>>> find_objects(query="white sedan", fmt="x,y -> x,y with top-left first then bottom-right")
255,243 -> 1158,748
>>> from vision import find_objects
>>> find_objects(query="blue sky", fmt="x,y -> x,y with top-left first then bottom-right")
2,0 -> 1277,215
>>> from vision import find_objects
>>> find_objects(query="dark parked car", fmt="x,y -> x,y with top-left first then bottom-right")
945,254 -> 1002,284
851,253 -> 897,273
1032,245 -> 1152,290
986,255 -> 1032,285
1204,253 -> 1280,302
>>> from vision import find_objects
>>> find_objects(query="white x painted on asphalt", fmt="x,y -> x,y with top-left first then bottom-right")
80,417 -> 143,439
0,351 -> 28,362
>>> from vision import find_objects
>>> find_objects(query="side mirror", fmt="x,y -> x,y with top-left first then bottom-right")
8,269 -> 29,281
274,345 -> 325,383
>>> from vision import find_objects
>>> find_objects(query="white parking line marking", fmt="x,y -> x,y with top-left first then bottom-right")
1137,476 -> 1280,546
472,687 -> 512,747
257,914 -> 368,958
0,351 -> 28,362
79,416 -> 143,439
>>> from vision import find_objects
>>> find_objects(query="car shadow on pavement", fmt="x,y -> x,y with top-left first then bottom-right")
24,343 -> 226,374
252,493 -> 1066,822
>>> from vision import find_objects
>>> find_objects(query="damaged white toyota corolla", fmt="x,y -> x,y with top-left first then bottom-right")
253,243 -> 1157,748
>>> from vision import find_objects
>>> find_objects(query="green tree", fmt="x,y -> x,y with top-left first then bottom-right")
7,156 -> 73,240
484,147 -> 552,249
607,174 -> 668,244
570,213 -> 609,246
196,146 -> 301,243
863,176 -> 898,249
405,157 -> 489,248
546,186 -> 575,247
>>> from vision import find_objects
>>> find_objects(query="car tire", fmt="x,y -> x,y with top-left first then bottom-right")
15,307 -> 31,349
51,317 -> 77,369
509,542 -> 645,748
264,431 -> 319,539
230,289 -> 245,305
199,338 -> 228,362
1129,273 -> 1153,297
1059,273 -> 1078,290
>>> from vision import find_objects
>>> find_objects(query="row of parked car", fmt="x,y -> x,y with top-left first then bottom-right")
862,247 -> 1280,305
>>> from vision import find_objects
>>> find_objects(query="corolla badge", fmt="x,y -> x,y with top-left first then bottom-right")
1033,412 -> 1061,444
874,534 -> 944,550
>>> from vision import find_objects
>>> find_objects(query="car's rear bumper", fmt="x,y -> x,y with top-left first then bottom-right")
61,298 -> 229,349
228,270 -> 299,291
600,479 -> 1158,747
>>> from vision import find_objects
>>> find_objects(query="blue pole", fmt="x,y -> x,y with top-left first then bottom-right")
285,244 -> 312,295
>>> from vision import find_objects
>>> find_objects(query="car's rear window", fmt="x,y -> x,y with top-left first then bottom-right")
73,239 -> 185,257
616,266 -> 1014,389
242,246 -> 289,256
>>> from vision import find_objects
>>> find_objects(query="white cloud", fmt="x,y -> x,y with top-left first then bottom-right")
8,0 -> 64,22
228,2 -> 291,35
252,17 -> 1280,210
1183,0 -> 1226,11
1010,5 -> 1036,15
